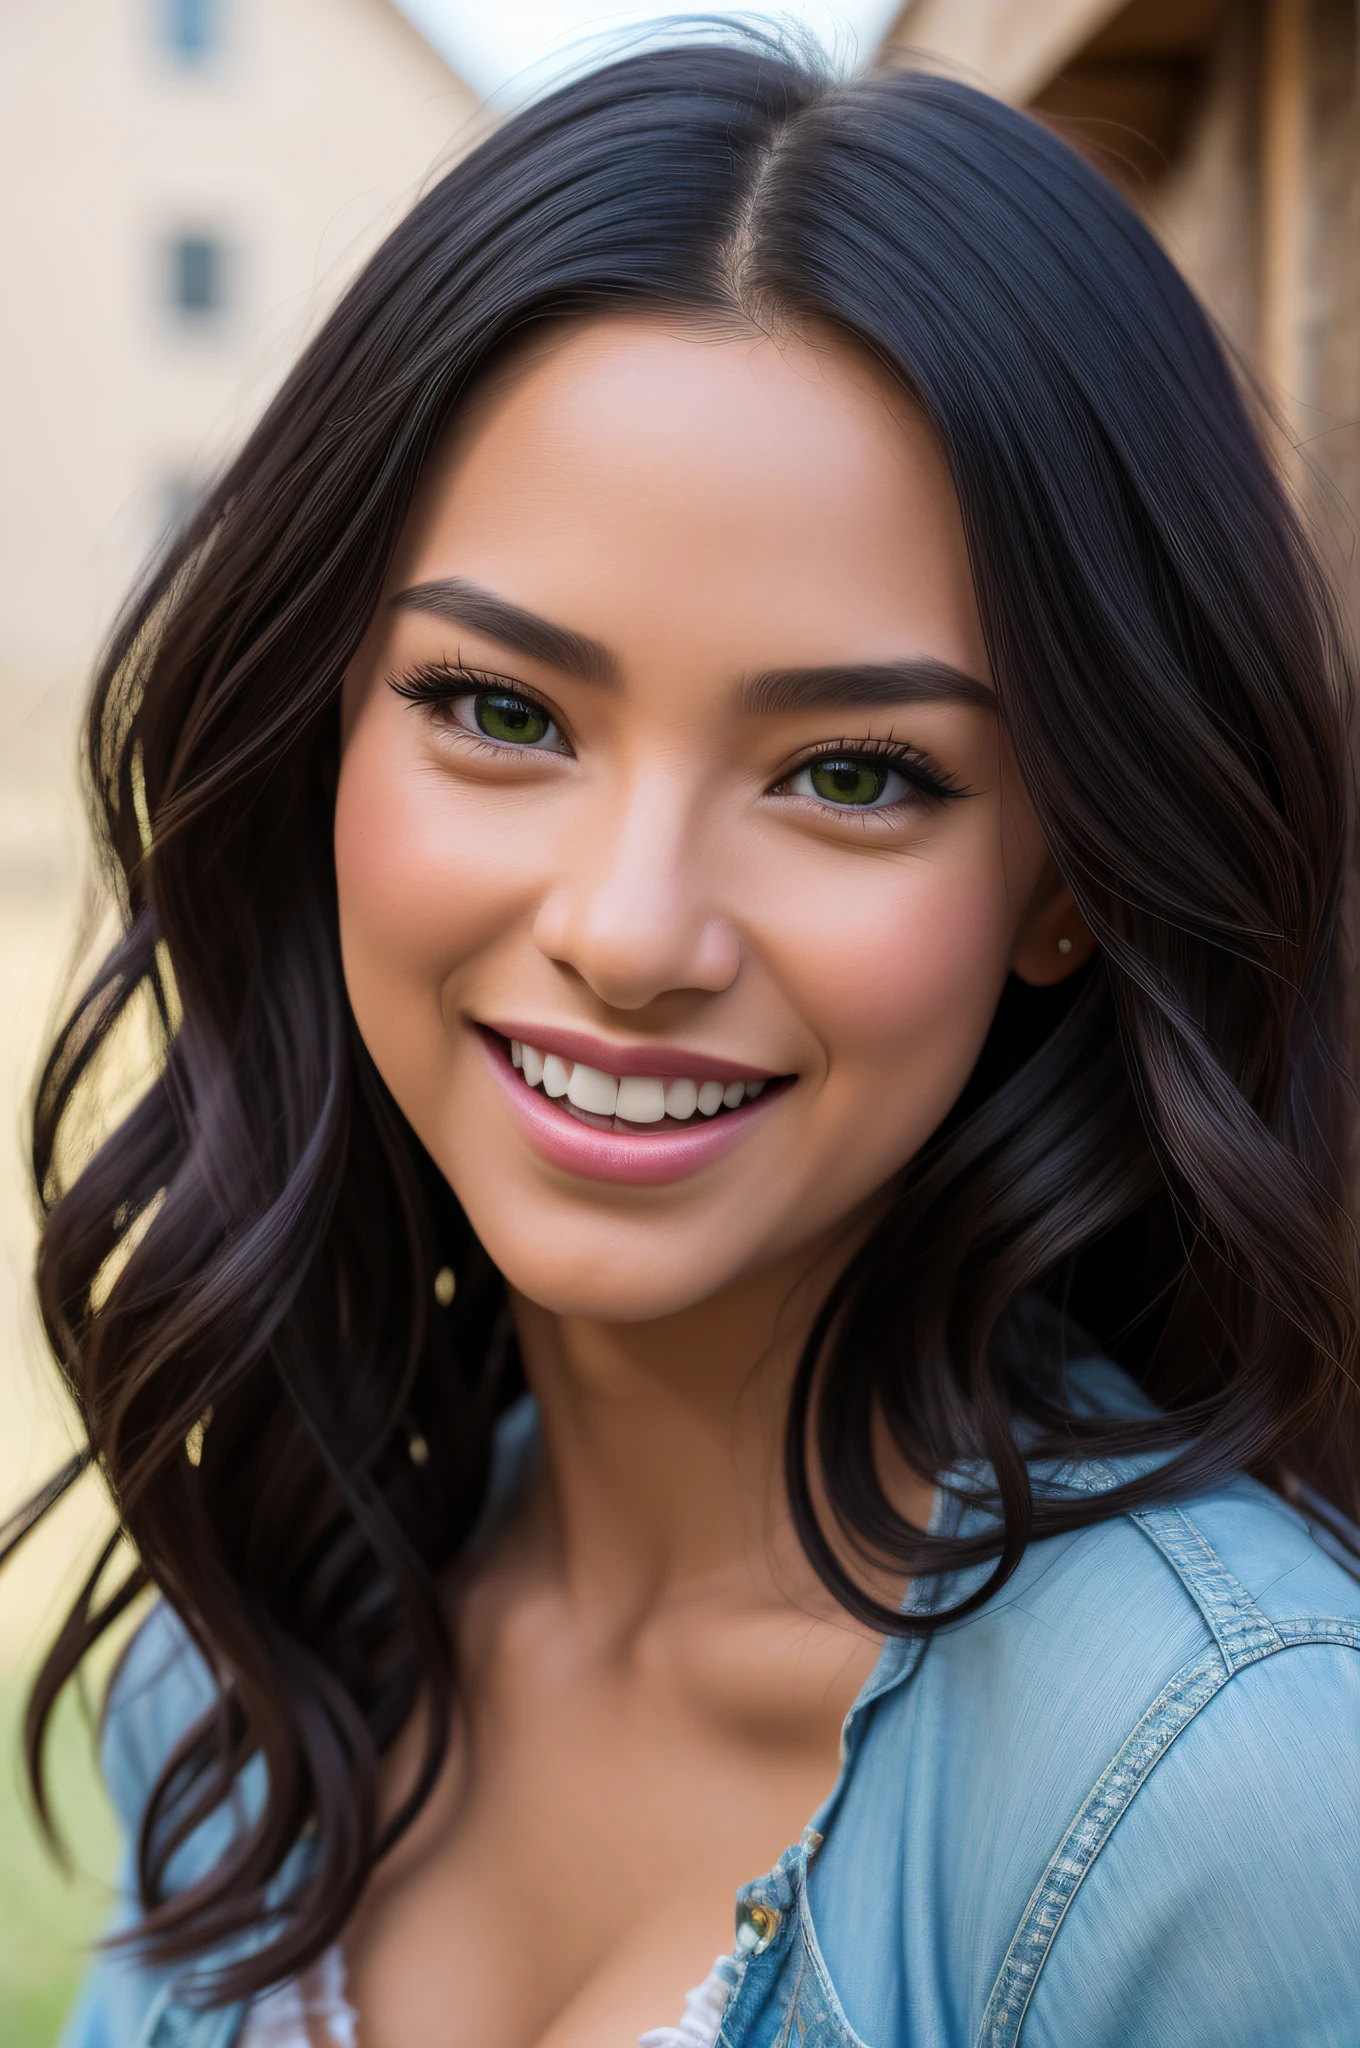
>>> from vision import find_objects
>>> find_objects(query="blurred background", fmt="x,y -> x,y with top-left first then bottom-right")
0,1 -> 1355,2038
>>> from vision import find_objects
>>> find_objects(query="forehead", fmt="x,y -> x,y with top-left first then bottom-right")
389,315 -> 985,680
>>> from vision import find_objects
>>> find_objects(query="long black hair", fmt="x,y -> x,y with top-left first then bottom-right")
10,39 -> 1358,2003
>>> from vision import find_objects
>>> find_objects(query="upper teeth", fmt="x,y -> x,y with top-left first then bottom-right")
510,1040 -> 766,1123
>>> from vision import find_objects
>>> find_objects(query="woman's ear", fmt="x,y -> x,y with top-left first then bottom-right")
1010,872 -> 1097,988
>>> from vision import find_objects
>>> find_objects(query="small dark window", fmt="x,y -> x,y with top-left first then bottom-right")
161,0 -> 217,62
169,235 -> 226,317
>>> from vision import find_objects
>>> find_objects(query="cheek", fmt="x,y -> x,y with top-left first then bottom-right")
333,713 -> 526,1066
772,846 -> 1018,1136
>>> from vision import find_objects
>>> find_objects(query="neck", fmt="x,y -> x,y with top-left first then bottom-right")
508,1231 -> 899,1629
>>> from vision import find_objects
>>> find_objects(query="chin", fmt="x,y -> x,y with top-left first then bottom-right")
471,1220 -> 751,1325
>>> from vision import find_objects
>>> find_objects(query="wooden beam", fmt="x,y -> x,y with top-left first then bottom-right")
1260,0 -> 1307,414
882,0 -> 1132,103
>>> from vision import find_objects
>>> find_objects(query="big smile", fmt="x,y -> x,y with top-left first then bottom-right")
497,1033 -> 790,1134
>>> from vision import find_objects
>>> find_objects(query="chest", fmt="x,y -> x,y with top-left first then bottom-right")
338,1603 -> 879,2048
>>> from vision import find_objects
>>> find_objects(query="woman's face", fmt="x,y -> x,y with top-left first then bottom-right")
337,317 -> 1084,1322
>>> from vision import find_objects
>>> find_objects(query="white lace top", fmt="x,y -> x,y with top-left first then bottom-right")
238,1944 -> 736,2048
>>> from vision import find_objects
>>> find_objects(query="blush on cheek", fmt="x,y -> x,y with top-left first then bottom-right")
332,722 -> 524,1160
795,874 -> 1015,1127
334,717 -> 529,991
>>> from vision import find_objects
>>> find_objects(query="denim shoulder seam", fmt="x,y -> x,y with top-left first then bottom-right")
976,1619 -> 1360,2048
1128,1503 -> 1284,1669
1060,1472 -> 1287,1671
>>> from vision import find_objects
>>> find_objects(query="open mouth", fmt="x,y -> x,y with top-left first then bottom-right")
487,1030 -> 792,1135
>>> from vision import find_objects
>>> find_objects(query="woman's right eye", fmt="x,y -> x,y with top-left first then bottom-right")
453,690 -> 563,750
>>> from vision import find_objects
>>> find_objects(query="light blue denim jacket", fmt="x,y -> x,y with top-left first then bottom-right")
60,1357 -> 1360,2047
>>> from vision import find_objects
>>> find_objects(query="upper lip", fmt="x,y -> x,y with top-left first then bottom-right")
478,1019 -> 783,1084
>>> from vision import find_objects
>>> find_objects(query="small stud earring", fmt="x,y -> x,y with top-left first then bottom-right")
1056,936 -> 1073,956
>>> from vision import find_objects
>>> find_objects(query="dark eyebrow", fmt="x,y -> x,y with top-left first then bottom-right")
390,577 -> 620,687
736,660 -> 994,717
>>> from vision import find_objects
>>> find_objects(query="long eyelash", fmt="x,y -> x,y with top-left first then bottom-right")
786,734 -> 971,805
386,674 -> 965,803
387,660 -> 540,707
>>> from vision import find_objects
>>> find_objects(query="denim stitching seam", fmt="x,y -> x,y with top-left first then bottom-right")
1130,1505 -> 1284,1668
976,1620 -> 1360,2048
1274,1615 -> 1360,1655
976,1647 -> 1240,2048
795,1880 -> 874,2048
771,1950 -> 808,2048
717,1956 -> 755,2048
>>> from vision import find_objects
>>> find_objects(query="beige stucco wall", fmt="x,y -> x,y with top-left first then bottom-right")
0,0 -> 480,678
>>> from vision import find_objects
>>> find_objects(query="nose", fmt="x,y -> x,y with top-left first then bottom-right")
532,772 -> 740,1010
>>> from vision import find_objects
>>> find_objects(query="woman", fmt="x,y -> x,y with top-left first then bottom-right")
14,40 -> 1360,2048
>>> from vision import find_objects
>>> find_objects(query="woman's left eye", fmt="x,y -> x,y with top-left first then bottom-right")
790,756 -> 910,810
454,690 -> 562,750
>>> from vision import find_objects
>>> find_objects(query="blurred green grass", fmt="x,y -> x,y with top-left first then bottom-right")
0,1669 -> 119,2048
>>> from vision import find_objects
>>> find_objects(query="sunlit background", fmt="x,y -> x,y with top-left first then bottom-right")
1,1 -> 1355,2038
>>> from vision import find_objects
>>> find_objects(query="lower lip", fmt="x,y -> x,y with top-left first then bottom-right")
479,1032 -> 787,1187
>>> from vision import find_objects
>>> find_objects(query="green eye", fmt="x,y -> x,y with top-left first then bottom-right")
806,758 -> 895,807
475,693 -> 550,745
